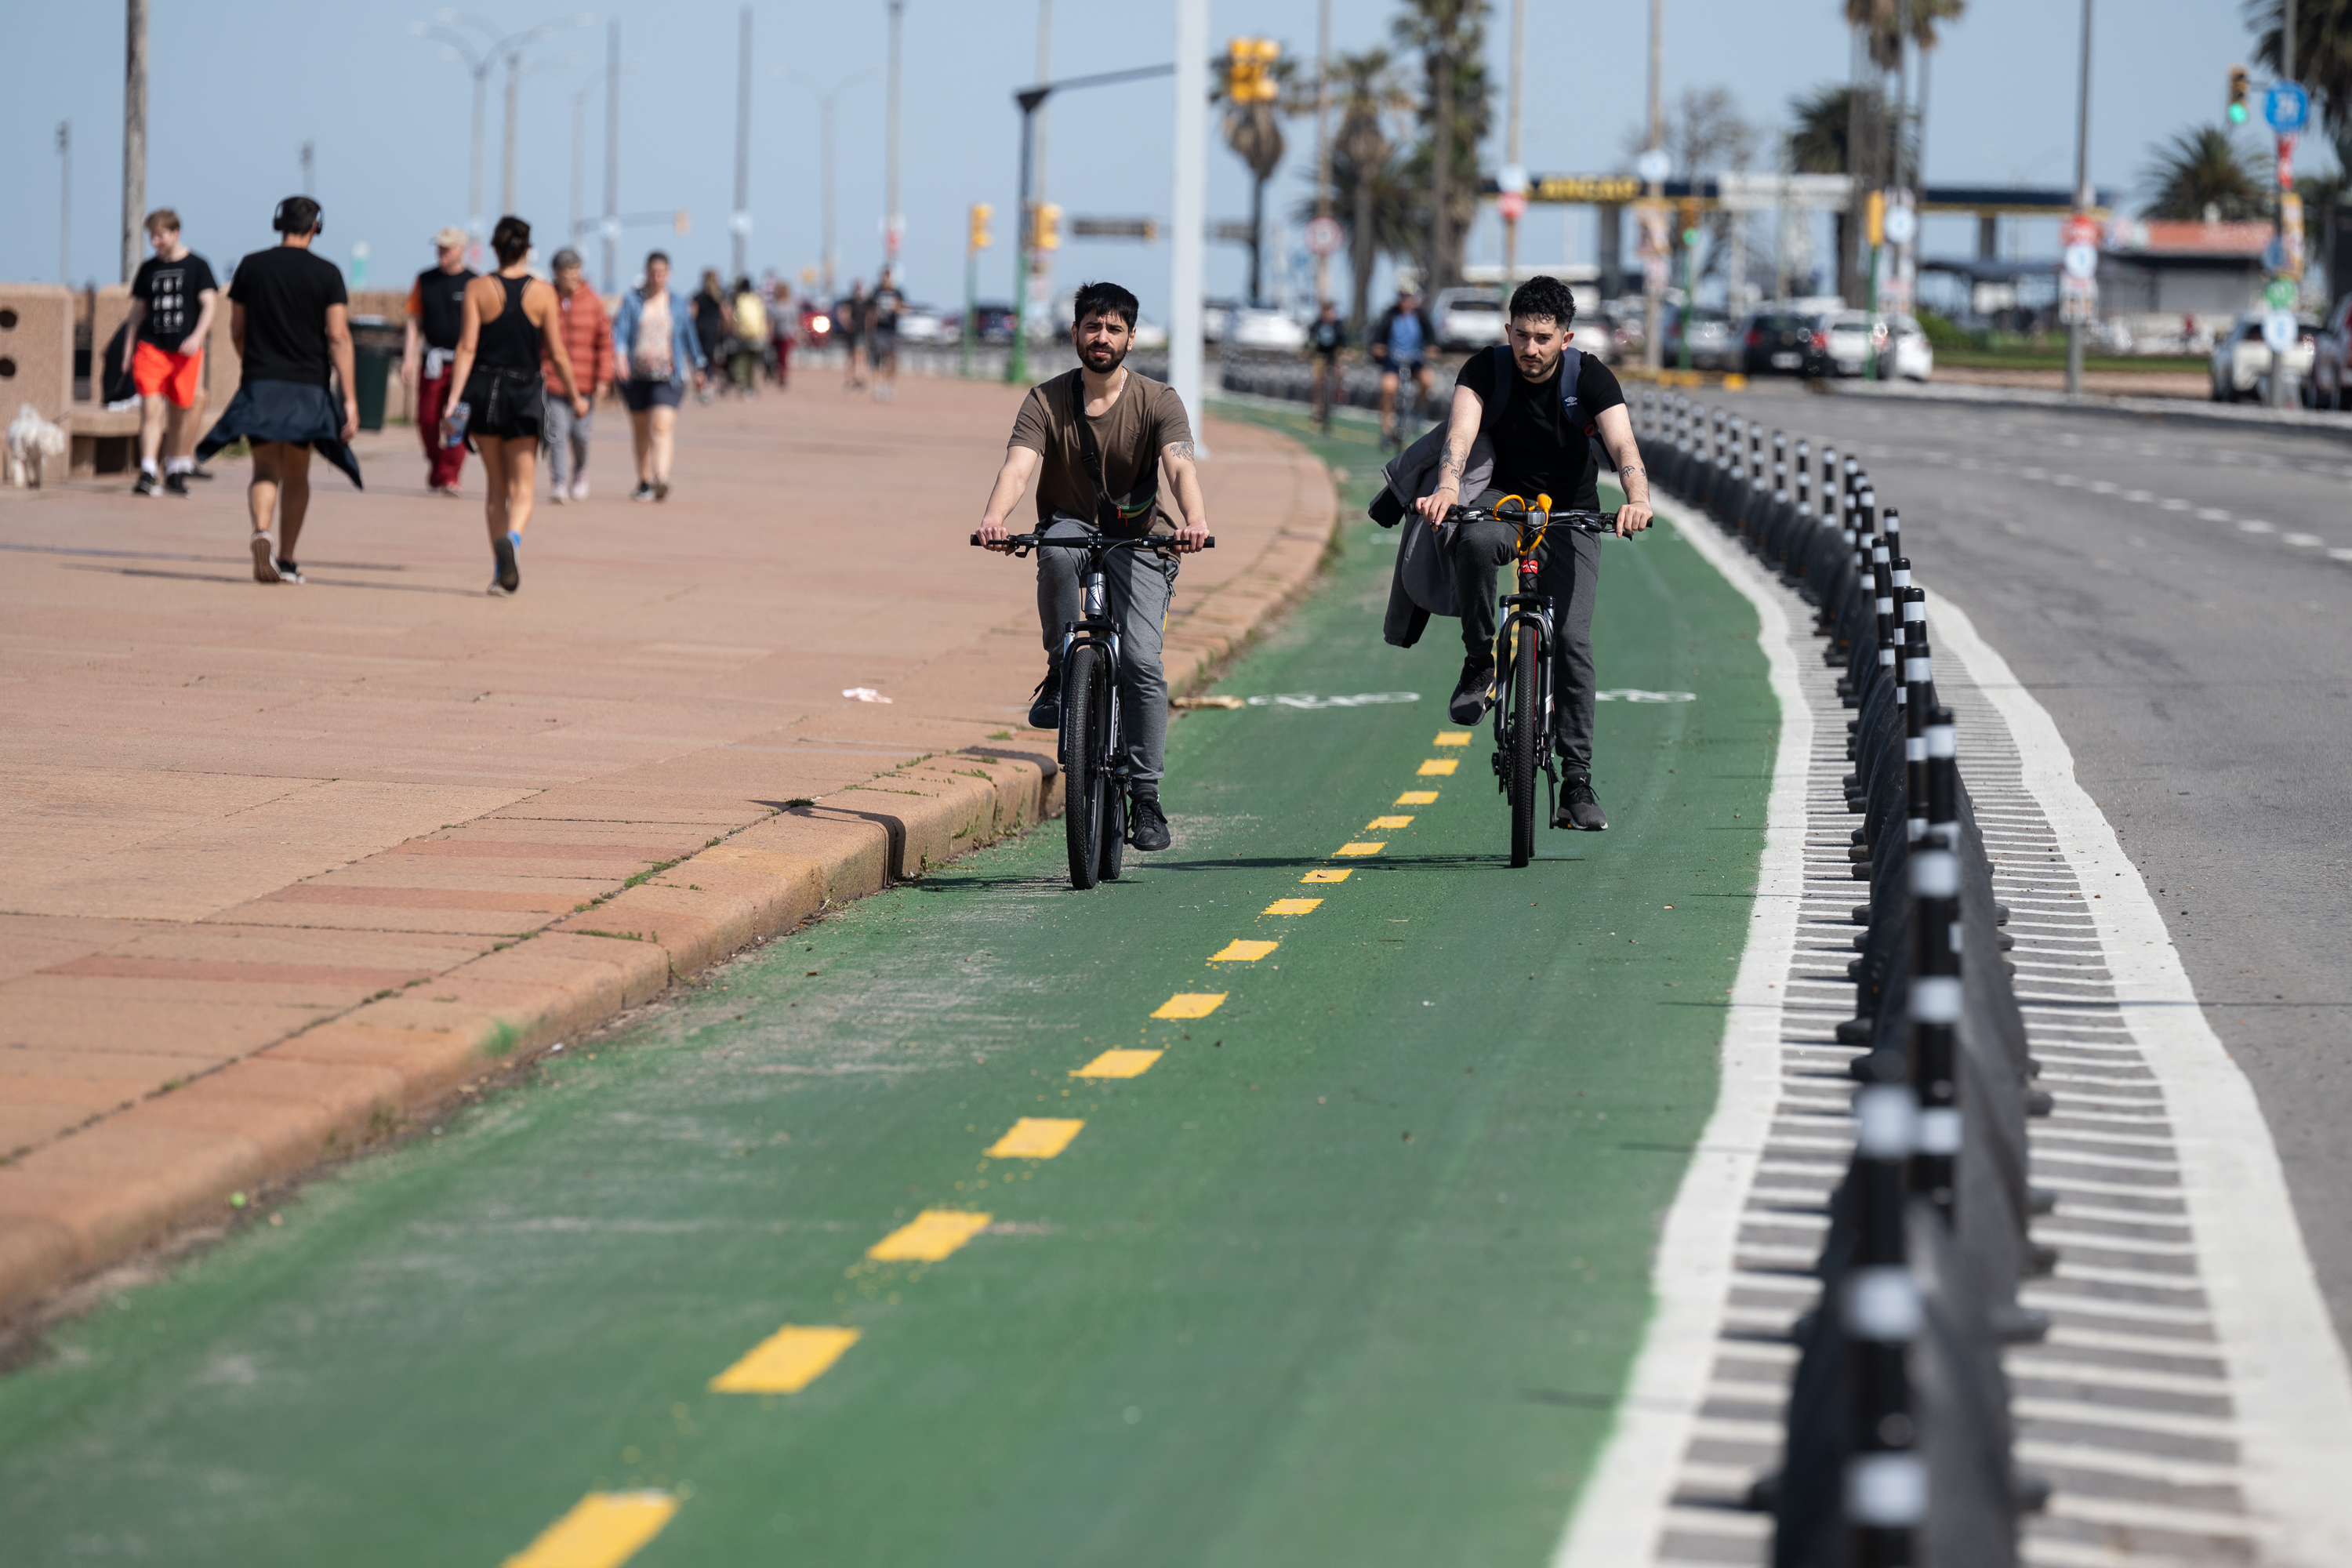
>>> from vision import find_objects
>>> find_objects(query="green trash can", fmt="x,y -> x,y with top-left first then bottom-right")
348,315 -> 401,432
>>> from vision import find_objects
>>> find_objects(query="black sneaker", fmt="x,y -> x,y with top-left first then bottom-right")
1554,775 -> 1608,831
274,558 -> 306,585
134,470 -> 161,496
1131,791 -> 1171,851
1027,668 -> 1062,730
163,470 -> 190,495
1447,657 -> 1495,725
631,481 -> 655,503
490,532 -> 520,595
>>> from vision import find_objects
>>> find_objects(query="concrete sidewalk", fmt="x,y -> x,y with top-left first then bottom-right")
0,376 -> 1336,1320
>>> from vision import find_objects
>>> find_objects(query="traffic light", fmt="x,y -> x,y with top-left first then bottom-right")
2229,64 -> 2251,124
1676,199 -> 1701,249
1865,189 -> 1886,247
969,202 -> 993,252
1035,202 -> 1063,252
1225,38 -> 1280,103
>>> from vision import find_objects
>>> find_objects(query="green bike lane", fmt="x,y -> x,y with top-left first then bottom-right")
0,408 -> 1775,1566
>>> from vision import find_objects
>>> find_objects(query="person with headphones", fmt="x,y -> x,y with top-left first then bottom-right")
194,195 -> 362,585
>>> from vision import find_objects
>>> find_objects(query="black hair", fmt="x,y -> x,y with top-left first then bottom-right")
1073,280 -> 1139,331
272,195 -> 322,236
491,216 -> 532,267
644,249 -> 670,270
1508,274 -> 1577,328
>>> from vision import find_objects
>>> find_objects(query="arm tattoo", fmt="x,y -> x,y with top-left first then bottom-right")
1436,445 -> 1468,485
1164,441 -> 1196,462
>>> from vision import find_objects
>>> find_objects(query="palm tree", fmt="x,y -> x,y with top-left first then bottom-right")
1210,49 -> 1302,305
1843,0 -> 1967,70
2248,0 -> 2352,134
2141,125 -> 2268,220
1329,49 -> 1415,329
1392,0 -> 1491,296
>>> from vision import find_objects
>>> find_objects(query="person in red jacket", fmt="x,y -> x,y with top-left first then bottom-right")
402,227 -> 475,495
542,247 -> 612,503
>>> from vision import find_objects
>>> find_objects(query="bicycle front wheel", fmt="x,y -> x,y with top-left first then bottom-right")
1508,626 -> 1540,868
1098,783 -> 1127,882
1062,645 -> 1107,889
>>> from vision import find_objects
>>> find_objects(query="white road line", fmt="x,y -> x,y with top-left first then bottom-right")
1551,507 -> 1813,1568
1929,590 -> 2352,1568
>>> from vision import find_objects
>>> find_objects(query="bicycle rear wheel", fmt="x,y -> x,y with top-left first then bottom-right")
1508,625 -> 1540,868
1062,645 -> 1106,889
1098,782 -> 1127,882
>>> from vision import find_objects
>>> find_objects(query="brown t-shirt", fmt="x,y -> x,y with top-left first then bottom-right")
1007,368 -> 1192,535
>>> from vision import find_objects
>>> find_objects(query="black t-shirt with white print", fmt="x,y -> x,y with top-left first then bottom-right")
130,252 -> 219,354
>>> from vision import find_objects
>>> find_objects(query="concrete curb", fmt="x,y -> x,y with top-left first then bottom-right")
1820,374 -> 2352,441
0,414 -> 1339,1327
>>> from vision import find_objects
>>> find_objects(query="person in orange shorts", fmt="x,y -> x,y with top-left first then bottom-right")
122,209 -> 220,496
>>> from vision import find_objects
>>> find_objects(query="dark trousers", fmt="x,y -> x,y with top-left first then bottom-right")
417,372 -> 467,489
1036,516 -> 1177,786
1450,499 -> 1602,775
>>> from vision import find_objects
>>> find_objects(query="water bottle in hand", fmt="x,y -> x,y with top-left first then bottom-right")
444,400 -> 470,449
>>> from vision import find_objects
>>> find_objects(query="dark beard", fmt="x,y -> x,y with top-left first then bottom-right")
1080,339 -> 1129,373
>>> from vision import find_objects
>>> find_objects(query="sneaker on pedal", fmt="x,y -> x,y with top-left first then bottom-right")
1554,775 -> 1608,831
1447,657 -> 1495,725
1131,790 -> 1171,851
1027,667 -> 1062,730
134,470 -> 161,496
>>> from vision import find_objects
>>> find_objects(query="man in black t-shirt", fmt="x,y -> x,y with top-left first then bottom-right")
123,209 -> 220,495
195,196 -> 360,585
1305,301 -> 1347,429
404,227 -> 476,494
1414,274 -> 1655,829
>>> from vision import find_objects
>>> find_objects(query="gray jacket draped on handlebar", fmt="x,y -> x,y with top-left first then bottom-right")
1373,417 -> 1496,648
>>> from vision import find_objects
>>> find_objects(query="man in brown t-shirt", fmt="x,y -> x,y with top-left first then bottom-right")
978,281 -> 1210,852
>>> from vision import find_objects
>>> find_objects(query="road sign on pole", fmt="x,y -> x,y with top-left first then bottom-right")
2263,310 -> 2297,353
2265,80 -> 2310,133
1303,215 -> 1342,257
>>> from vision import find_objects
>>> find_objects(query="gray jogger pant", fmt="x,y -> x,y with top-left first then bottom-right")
543,397 -> 591,490
1036,514 -> 1178,787
1450,500 -> 1603,775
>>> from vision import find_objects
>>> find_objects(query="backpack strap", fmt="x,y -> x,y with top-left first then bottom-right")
1068,368 -> 1160,537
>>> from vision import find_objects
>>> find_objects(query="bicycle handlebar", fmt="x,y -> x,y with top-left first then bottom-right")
970,530 -> 1215,552
1443,504 -> 1626,535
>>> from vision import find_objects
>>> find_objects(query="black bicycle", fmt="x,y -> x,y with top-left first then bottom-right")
974,525 -> 1214,888
1444,497 -> 1625,867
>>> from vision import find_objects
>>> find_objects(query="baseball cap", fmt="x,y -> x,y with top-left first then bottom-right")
433,226 -> 469,251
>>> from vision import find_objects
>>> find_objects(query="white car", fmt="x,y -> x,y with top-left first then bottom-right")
1821,312 -> 1933,381
1131,319 -> 1170,350
1226,306 -> 1307,352
1432,287 -> 1506,351
893,306 -> 953,345
2209,310 -> 2318,402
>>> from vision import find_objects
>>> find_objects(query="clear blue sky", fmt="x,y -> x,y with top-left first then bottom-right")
1,0 -> 2279,313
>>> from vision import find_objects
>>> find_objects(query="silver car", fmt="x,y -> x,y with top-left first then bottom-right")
1433,287 -> 1506,351
1821,311 -> 1933,381
2210,310 -> 2318,403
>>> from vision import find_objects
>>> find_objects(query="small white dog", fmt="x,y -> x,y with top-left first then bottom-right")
5,404 -> 67,488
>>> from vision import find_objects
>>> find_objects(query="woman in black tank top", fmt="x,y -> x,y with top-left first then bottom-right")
441,216 -> 590,595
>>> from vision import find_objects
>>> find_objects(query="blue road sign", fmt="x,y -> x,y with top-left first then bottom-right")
2266,82 -> 2310,133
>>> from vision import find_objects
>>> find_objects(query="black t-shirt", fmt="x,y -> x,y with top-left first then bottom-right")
228,245 -> 349,387
412,265 -> 475,351
1309,318 -> 1345,356
131,252 -> 219,353
1455,346 -> 1627,510
870,288 -> 902,334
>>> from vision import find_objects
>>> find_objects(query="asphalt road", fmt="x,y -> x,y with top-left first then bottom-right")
1714,382 -> 2352,1347
0,412 -> 1779,1566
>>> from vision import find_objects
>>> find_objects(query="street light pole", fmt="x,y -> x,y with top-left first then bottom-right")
1172,0 -> 1208,428
733,6 -> 753,279
2065,0 -> 2092,396
1643,0 -> 1664,368
1314,0 -> 1332,304
2270,0 -> 2298,407
885,0 -> 905,271
1504,0 -> 1526,295
603,18 -> 619,292
57,122 -> 71,286
122,0 -> 147,284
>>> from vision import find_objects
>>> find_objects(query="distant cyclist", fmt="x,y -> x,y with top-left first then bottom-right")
1368,283 -> 1436,452
975,280 -> 1210,854
1412,274 -> 1653,831
1305,299 -> 1346,429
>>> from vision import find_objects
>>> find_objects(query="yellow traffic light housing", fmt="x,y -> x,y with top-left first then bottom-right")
1865,189 -> 1886,247
1676,199 -> 1700,248
969,202 -> 993,252
2227,64 -> 2251,125
1225,37 -> 1280,103
1035,202 -> 1063,252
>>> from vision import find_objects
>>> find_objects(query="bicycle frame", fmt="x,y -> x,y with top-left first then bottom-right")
1058,543 -> 1127,790
1487,499 -> 1563,818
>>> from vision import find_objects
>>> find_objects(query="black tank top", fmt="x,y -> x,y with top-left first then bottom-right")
476,275 -> 540,376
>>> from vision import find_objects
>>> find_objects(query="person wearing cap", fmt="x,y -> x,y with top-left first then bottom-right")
403,226 -> 477,495
1367,283 -> 1438,453
542,246 -> 612,503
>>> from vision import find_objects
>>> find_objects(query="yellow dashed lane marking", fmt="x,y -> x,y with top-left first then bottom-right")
1301,867 -> 1352,884
1395,790 -> 1439,805
1075,1048 -> 1161,1078
868,1209 -> 993,1261
1417,758 -> 1459,776
1365,815 -> 1415,830
1435,731 -> 1472,746
710,1325 -> 861,1394
1210,938 -> 1279,962
985,1117 -> 1086,1159
1334,841 -> 1387,857
1152,993 -> 1228,1018
503,1491 -> 678,1568
1262,898 -> 1323,915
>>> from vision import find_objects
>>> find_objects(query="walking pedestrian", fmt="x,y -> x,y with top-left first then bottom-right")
762,270 -> 793,388
728,276 -> 768,394
692,268 -> 731,403
837,279 -> 870,392
123,209 -> 219,496
541,246 -> 611,504
610,251 -> 706,502
194,196 -> 362,585
869,268 -> 903,403
438,216 -> 589,596
403,227 -> 475,496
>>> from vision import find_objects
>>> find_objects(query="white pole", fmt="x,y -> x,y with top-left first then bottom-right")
734,5 -> 753,279
1171,0 -> 1208,445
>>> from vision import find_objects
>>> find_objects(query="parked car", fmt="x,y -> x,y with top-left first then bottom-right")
1738,310 -> 1830,378
1226,306 -> 1308,352
963,302 -> 1020,345
1432,286 -> 1506,351
1661,308 -> 1737,370
2309,296 -> 2352,407
2221,309 -> 2323,403
1200,299 -> 1240,344
1820,312 -> 1933,380
894,305 -> 953,345
1131,319 -> 1170,350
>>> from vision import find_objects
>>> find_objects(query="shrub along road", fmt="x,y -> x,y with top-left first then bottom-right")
0,408 -> 1777,1566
